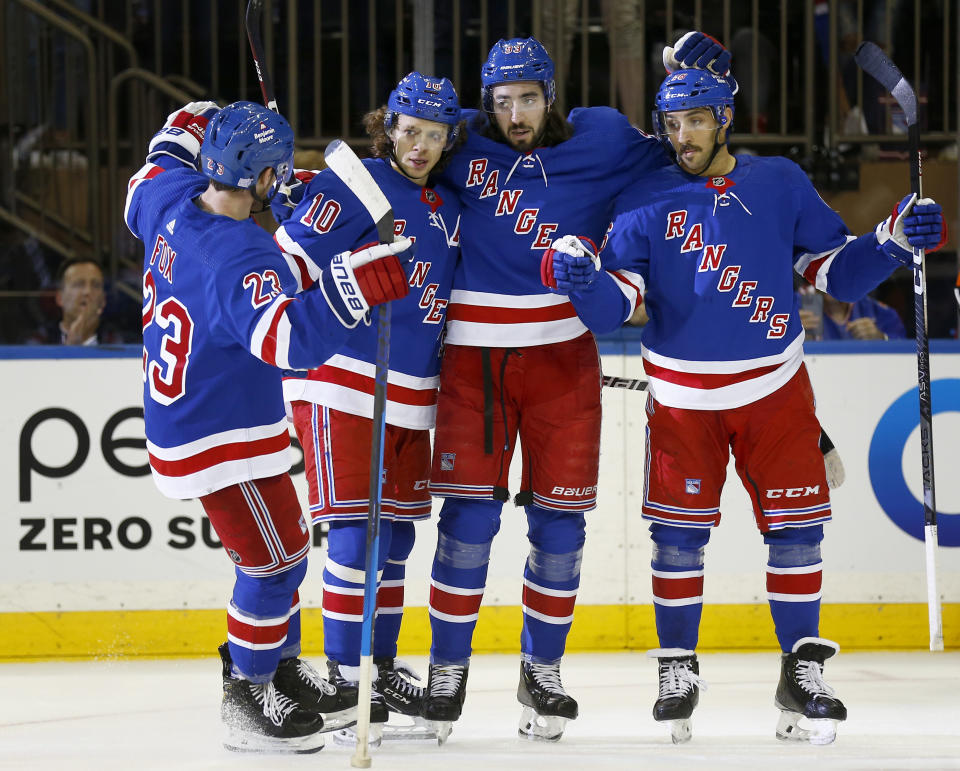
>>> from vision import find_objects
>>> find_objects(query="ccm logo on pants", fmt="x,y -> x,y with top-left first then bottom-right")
765,486 -> 821,499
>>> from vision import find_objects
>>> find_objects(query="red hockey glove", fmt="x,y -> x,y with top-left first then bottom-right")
147,101 -> 220,169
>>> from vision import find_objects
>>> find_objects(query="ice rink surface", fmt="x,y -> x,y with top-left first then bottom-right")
2,651 -> 958,771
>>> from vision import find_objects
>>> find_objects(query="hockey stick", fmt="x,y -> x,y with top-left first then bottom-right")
324,139 -> 394,768
244,0 -> 278,113
244,1 -> 394,755
854,41 -> 942,651
601,374 -> 648,391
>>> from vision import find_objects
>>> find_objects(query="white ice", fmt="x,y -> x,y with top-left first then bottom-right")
1,651 -> 958,770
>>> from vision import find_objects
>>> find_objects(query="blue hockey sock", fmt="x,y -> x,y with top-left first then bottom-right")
520,505 -> 585,663
650,523 -> 709,651
428,498 -> 502,665
765,526 -> 824,652
373,520 -> 415,659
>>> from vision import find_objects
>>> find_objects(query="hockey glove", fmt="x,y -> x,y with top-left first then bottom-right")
320,238 -> 413,328
271,169 -> 317,224
875,194 -> 947,266
147,101 -> 220,170
541,235 -> 601,294
663,31 -> 739,94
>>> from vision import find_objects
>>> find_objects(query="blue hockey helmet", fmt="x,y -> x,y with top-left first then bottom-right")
200,101 -> 294,194
384,72 -> 462,149
481,37 -> 556,111
652,69 -> 735,150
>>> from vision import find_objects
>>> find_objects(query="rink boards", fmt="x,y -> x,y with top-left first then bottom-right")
1,341 -> 958,659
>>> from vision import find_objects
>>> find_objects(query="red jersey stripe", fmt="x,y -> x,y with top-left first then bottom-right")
304,366 -> 437,406
643,359 -> 783,389
446,303 -> 578,324
148,432 -> 290,477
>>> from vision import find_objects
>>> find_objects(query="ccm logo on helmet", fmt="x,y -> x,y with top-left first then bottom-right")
766,486 -> 821,499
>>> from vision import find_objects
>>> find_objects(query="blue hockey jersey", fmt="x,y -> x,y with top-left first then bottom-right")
439,107 -> 667,347
275,157 -> 460,430
603,154 -> 903,410
126,163 -> 360,498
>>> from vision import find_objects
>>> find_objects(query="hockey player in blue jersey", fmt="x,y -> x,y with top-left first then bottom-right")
420,32 -> 734,742
272,73 -> 462,746
544,70 -> 946,744
126,100 -> 414,753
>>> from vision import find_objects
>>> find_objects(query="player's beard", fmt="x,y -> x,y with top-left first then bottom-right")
506,120 -> 541,152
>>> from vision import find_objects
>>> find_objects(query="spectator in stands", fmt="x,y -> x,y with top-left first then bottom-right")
799,287 -> 906,340
42,257 -> 106,345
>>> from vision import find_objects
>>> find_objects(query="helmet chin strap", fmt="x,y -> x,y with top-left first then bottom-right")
682,125 -> 727,176
389,146 -> 422,183
249,170 -> 282,213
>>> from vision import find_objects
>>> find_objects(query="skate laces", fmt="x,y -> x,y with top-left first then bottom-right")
794,659 -> 835,697
294,658 -> 337,696
429,665 -> 465,697
658,659 -> 707,699
251,681 -> 299,726
528,662 -> 568,696
384,659 -> 424,698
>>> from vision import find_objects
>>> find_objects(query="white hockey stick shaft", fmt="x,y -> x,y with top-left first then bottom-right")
854,41 -> 942,651
324,139 -> 396,766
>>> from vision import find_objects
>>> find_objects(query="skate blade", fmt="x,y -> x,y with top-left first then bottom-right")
331,724 -> 383,749
321,706 -> 358,732
380,715 -> 440,742
775,711 -> 838,745
518,705 -> 568,742
223,726 -> 324,754
423,720 -> 454,745
667,718 -> 692,745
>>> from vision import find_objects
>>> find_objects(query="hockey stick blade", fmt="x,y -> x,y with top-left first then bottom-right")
854,42 -> 917,126
601,375 -> 648,391
244,0 -> 278,113
324,140 -> 394,245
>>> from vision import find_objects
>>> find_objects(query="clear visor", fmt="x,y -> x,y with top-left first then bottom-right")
488,92 -> 545,115
657,109 -> 723,137
392,123 -> 452,150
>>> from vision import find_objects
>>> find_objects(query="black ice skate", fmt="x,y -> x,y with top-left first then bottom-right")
273,655 -> 357,732
419,662 -> 470,745
775,637 -> 847,745
517,660 -> 579,742
218,642 -> 325,754
374,657 -> 439,741
649,648 -> 707,744
324,659 -> 389,749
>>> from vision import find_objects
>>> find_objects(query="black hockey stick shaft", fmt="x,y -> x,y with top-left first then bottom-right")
854,42 -> 936,527
245,0 -> 278,113
854,41 -> 942,650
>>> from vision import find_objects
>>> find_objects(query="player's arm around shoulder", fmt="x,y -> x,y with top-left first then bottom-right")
273,168 -> 378,285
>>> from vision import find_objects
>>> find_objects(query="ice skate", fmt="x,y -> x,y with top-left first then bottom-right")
516,660 -> 579,742
419,662 -> 469,745
649,648 -> 706,744
218,643 -> 325,754
324,660 -> 388,749
774,637 -> 847,745
374,657 -> 439,741
273,655 -> 357,731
